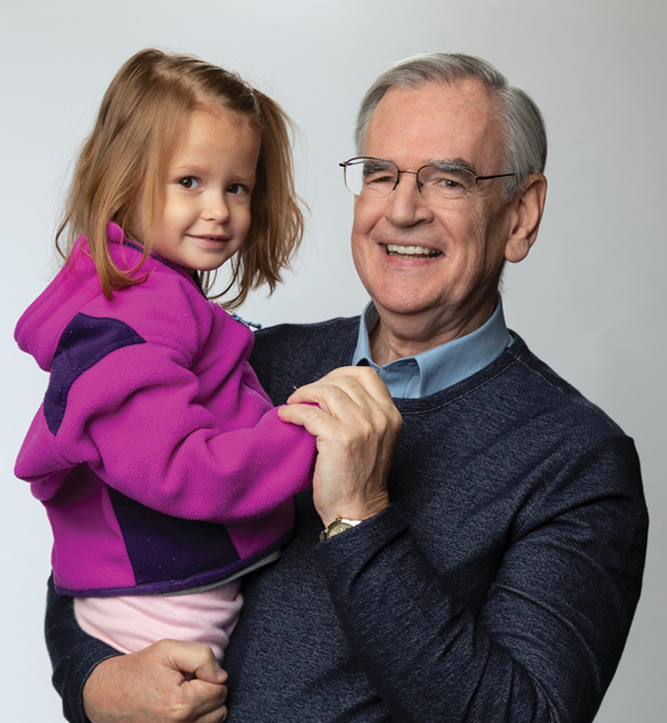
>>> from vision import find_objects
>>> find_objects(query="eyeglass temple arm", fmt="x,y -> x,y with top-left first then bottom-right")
476,172 -> 516,181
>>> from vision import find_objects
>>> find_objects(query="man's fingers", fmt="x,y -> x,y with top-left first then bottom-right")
179,678 -> 228,722
280,366 -> 402,448
286,366 -> 391,409
161,639 -> 227,685
284,368 -> 400,439
277,402 -> 334,435
279,383 -> 399,446
162,640 -> 228,721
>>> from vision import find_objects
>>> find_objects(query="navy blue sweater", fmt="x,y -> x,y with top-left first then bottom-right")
45,317 -> 647,723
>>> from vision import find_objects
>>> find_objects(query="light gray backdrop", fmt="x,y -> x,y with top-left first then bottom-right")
1,1 -> 665,720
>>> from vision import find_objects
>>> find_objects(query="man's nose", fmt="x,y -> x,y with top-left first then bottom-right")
385,170 -> 431,226
396,169 -> 422,192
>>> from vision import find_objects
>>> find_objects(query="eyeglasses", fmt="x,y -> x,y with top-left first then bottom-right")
339,156 -> 515,202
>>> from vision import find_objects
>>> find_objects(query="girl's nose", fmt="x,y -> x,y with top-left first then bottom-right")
203,193 -> 230,223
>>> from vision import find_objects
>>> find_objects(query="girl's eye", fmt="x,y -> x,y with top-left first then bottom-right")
227,183 -> 249,195
178,177 -> 200,190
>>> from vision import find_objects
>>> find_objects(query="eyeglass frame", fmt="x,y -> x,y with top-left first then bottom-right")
339,156 -> 516,198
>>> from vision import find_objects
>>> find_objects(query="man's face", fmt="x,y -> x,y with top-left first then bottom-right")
351,79 -> 521,347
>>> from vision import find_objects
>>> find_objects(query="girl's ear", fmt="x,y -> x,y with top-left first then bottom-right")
504,173 -> 547,264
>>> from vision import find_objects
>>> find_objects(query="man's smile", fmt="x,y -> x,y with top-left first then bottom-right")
385,243 -> 442,257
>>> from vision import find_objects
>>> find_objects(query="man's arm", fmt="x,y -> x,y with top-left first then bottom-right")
280,372 -> 647,722
45,366 -> 397,723
45,578 -> 228,723
317,478 -> 644,722
45,577 -> 120,723
46,365 -> 646,722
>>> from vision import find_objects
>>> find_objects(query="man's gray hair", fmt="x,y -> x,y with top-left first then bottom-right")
355,53 -> 547,199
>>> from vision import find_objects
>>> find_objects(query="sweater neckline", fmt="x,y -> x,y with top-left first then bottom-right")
338,319 -> 528,414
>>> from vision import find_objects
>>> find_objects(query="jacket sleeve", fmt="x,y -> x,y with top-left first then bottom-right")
17,327 -> 316,524
316,435 -> 647,723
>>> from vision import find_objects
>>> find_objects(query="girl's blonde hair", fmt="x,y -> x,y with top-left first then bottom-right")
57,48 -> 304,307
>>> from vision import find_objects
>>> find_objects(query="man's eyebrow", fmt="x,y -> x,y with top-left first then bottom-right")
363,158 -> 393,169
427,158 -> 477,173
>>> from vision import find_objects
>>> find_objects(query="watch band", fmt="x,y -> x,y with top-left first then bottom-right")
319,518 -> 362,543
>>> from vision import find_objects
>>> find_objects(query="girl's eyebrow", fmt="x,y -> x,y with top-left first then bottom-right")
169,163 -> 205,174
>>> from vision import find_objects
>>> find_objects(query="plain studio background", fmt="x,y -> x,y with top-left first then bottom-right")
1,1 -> 665,719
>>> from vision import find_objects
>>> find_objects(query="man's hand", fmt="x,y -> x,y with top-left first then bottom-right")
278,367 -> 402,526
83,639 -> 228,723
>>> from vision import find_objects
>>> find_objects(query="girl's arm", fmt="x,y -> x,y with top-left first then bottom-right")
18,334 -> 315,524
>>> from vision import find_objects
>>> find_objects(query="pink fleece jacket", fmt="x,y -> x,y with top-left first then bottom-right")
15,224 -> 316,596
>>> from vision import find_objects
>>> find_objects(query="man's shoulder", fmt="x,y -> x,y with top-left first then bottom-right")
249,316 -> 360,405
254,314 -> 359,340
505,332 -> 627,437
252,316 -> 359,364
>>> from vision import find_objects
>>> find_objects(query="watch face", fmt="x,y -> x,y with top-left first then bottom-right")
328,522 -> 352,539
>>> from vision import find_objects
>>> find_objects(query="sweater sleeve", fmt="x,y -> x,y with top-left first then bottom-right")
45,576 -> 119,723
17,326 -> 315,524
316,435 -> 647,723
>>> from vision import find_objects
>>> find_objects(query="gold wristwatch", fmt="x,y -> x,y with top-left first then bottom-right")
319,518 -> 362,542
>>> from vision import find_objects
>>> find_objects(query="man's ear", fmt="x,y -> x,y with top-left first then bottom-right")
504,174 -> 547,263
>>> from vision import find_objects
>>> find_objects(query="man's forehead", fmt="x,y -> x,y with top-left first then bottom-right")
363,79 -> 503,167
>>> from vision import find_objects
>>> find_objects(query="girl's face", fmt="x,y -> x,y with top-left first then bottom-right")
134,109 -> 261,275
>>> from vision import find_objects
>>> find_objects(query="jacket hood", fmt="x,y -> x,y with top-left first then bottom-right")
15,224 -> 145,371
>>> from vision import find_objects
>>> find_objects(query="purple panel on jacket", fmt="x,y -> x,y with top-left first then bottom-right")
45,313 -> 145,434
107,486 -> 242,594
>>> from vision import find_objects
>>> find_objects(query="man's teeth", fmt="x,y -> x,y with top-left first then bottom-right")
386,244 -> 440,257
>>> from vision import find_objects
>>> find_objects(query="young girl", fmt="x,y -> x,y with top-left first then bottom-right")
14,48 -> 316,662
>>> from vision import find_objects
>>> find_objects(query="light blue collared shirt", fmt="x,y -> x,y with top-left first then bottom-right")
351,299 -> 512,399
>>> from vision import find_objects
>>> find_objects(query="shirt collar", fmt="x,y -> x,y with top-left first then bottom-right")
351,298 -> 512,399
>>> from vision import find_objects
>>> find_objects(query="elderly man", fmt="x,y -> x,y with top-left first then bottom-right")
46,53 -> 647,723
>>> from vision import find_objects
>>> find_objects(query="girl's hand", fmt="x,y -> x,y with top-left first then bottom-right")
83,639 -> 228,723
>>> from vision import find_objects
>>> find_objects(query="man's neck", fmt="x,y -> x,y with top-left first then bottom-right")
369,298 -> 497,366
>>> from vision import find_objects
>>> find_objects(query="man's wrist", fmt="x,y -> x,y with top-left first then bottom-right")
317,493 -> 391,530
319,518 -> 363,542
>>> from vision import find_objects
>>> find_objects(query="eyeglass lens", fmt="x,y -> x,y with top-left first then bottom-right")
343,158 -> 479,200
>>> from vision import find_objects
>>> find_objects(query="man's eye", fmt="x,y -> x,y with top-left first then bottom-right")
427,172 -> 476,195
433,175 -> 462,188
178,177 -> 200,190
364,173 -> 396,185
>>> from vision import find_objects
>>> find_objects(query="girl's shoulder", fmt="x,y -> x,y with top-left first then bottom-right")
105,269 -> 219,351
